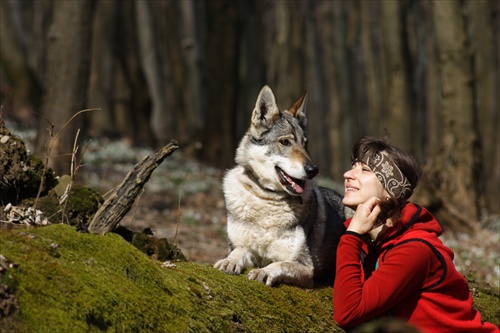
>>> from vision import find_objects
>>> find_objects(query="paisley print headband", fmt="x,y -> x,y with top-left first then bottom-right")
359,152 -> 413,202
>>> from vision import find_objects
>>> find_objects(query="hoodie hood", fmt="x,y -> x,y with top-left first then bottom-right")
378,203 -> 443,247
343,203 -> 443,247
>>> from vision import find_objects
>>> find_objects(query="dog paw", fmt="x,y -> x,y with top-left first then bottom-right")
247,263 -> 314,288
247,268 -> 276,286
214,258 -> 243,275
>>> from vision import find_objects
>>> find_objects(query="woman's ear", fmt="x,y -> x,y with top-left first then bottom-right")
385,218 -> 395,227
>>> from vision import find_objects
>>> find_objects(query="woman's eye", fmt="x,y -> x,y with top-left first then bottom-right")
280,139 -> 290,146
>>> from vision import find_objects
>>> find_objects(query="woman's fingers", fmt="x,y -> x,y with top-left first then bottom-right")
348,197 -> 382,234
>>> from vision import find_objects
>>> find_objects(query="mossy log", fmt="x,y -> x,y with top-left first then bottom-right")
0,225 -> 498,332
88,141 -> 178,235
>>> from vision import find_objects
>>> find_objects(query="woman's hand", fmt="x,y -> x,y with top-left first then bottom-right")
347,196 -> 382,235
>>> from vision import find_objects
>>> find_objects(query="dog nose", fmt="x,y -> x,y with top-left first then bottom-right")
305,164 -> 319,179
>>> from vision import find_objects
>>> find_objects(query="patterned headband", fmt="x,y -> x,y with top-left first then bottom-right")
359,152 -> 413,202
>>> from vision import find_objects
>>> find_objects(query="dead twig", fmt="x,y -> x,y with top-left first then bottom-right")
32,108 -> 100,221
172,170 -> 188,248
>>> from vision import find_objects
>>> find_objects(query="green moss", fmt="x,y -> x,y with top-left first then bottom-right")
0,225 -> 340,332
130,231 -> 186,262
30,184 -> 103,228
63,185 -> 103,221
28,154 -> 58,194
0,225 -> 498,332
465,272 -> 500,323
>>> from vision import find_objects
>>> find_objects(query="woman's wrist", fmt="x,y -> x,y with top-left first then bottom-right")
344,230 -> 362,239
346,224 -> 365,235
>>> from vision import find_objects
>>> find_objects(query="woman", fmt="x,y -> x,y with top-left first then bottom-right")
333,136 -> 498,332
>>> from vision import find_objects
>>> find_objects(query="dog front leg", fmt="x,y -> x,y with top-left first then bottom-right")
247,261 -> 314,288
214,247 -> 255,275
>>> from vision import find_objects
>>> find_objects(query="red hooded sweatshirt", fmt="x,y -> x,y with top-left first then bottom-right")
333,203 -> 499,333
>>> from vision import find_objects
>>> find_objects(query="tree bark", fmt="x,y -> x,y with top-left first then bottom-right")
136,0 -> 168,145
235,1 -> 265,139
87,0 -> 117,138
467,0 -> 499,215
179,0 -> 204,137
114,1 -> 155,147
304,2 -> 340,177
423,0 -> 479,227
0,0 -> 42,115
201,0 -> 239,168
35,0 -> 94,175
379,0 -> 412,147
360,2 -> 383,136
331,1 -> 360,177
88,141 -> 179,235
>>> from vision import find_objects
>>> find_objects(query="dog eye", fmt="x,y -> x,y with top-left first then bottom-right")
279,139 -> 291,146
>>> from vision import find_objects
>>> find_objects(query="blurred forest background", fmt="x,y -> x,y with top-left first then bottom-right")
0,0 -> 498,230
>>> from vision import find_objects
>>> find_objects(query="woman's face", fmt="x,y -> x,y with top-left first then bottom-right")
342,162 -> 389,210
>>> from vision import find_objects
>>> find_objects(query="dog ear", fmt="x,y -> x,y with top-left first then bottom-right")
287,92 -> 308,128
251,85 -> 280,132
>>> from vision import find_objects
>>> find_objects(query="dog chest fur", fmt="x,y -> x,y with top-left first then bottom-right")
223,166 -> 312,264
223,166 -> 306,228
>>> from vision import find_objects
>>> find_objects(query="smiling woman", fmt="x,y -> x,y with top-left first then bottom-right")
343,137 -> 419,229
333,136 -> 499,333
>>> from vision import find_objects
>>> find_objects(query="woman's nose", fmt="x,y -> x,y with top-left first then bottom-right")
344,168 -> 355,179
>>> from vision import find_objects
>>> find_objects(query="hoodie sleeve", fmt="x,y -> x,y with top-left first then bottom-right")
333,233 -> 434,328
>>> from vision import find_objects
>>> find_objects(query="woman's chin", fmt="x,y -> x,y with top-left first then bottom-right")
342,197 -> 357,210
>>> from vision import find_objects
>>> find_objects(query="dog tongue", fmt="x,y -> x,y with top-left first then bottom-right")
292,181 -> 304,194
284,173 -> 304,194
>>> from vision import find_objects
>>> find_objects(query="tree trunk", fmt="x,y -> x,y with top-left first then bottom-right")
136,0 -> 168,146
115,1 -> 155,147
423,0 -> 479,228
201,0 -> 239,168
379,0 -> 412,147
35,0 -> 94,176
179,0 -> 204,138
331,1 -> 360,177
235,1 -> 265,140
87,0 -> 117,138
467,0 -> 499,216
304,2 -> 336,177
0,0 -> 42,116
360,2 -> 383,136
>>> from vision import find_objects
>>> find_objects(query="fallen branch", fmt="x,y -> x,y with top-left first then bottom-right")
88,140 -> 179,235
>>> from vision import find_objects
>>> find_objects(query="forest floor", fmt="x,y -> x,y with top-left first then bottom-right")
9,123 -> 500,289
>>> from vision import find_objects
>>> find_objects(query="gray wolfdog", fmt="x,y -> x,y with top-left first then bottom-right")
214,85 -> 347,288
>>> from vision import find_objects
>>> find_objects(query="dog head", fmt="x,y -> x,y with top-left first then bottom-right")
235,85 -> 318,196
